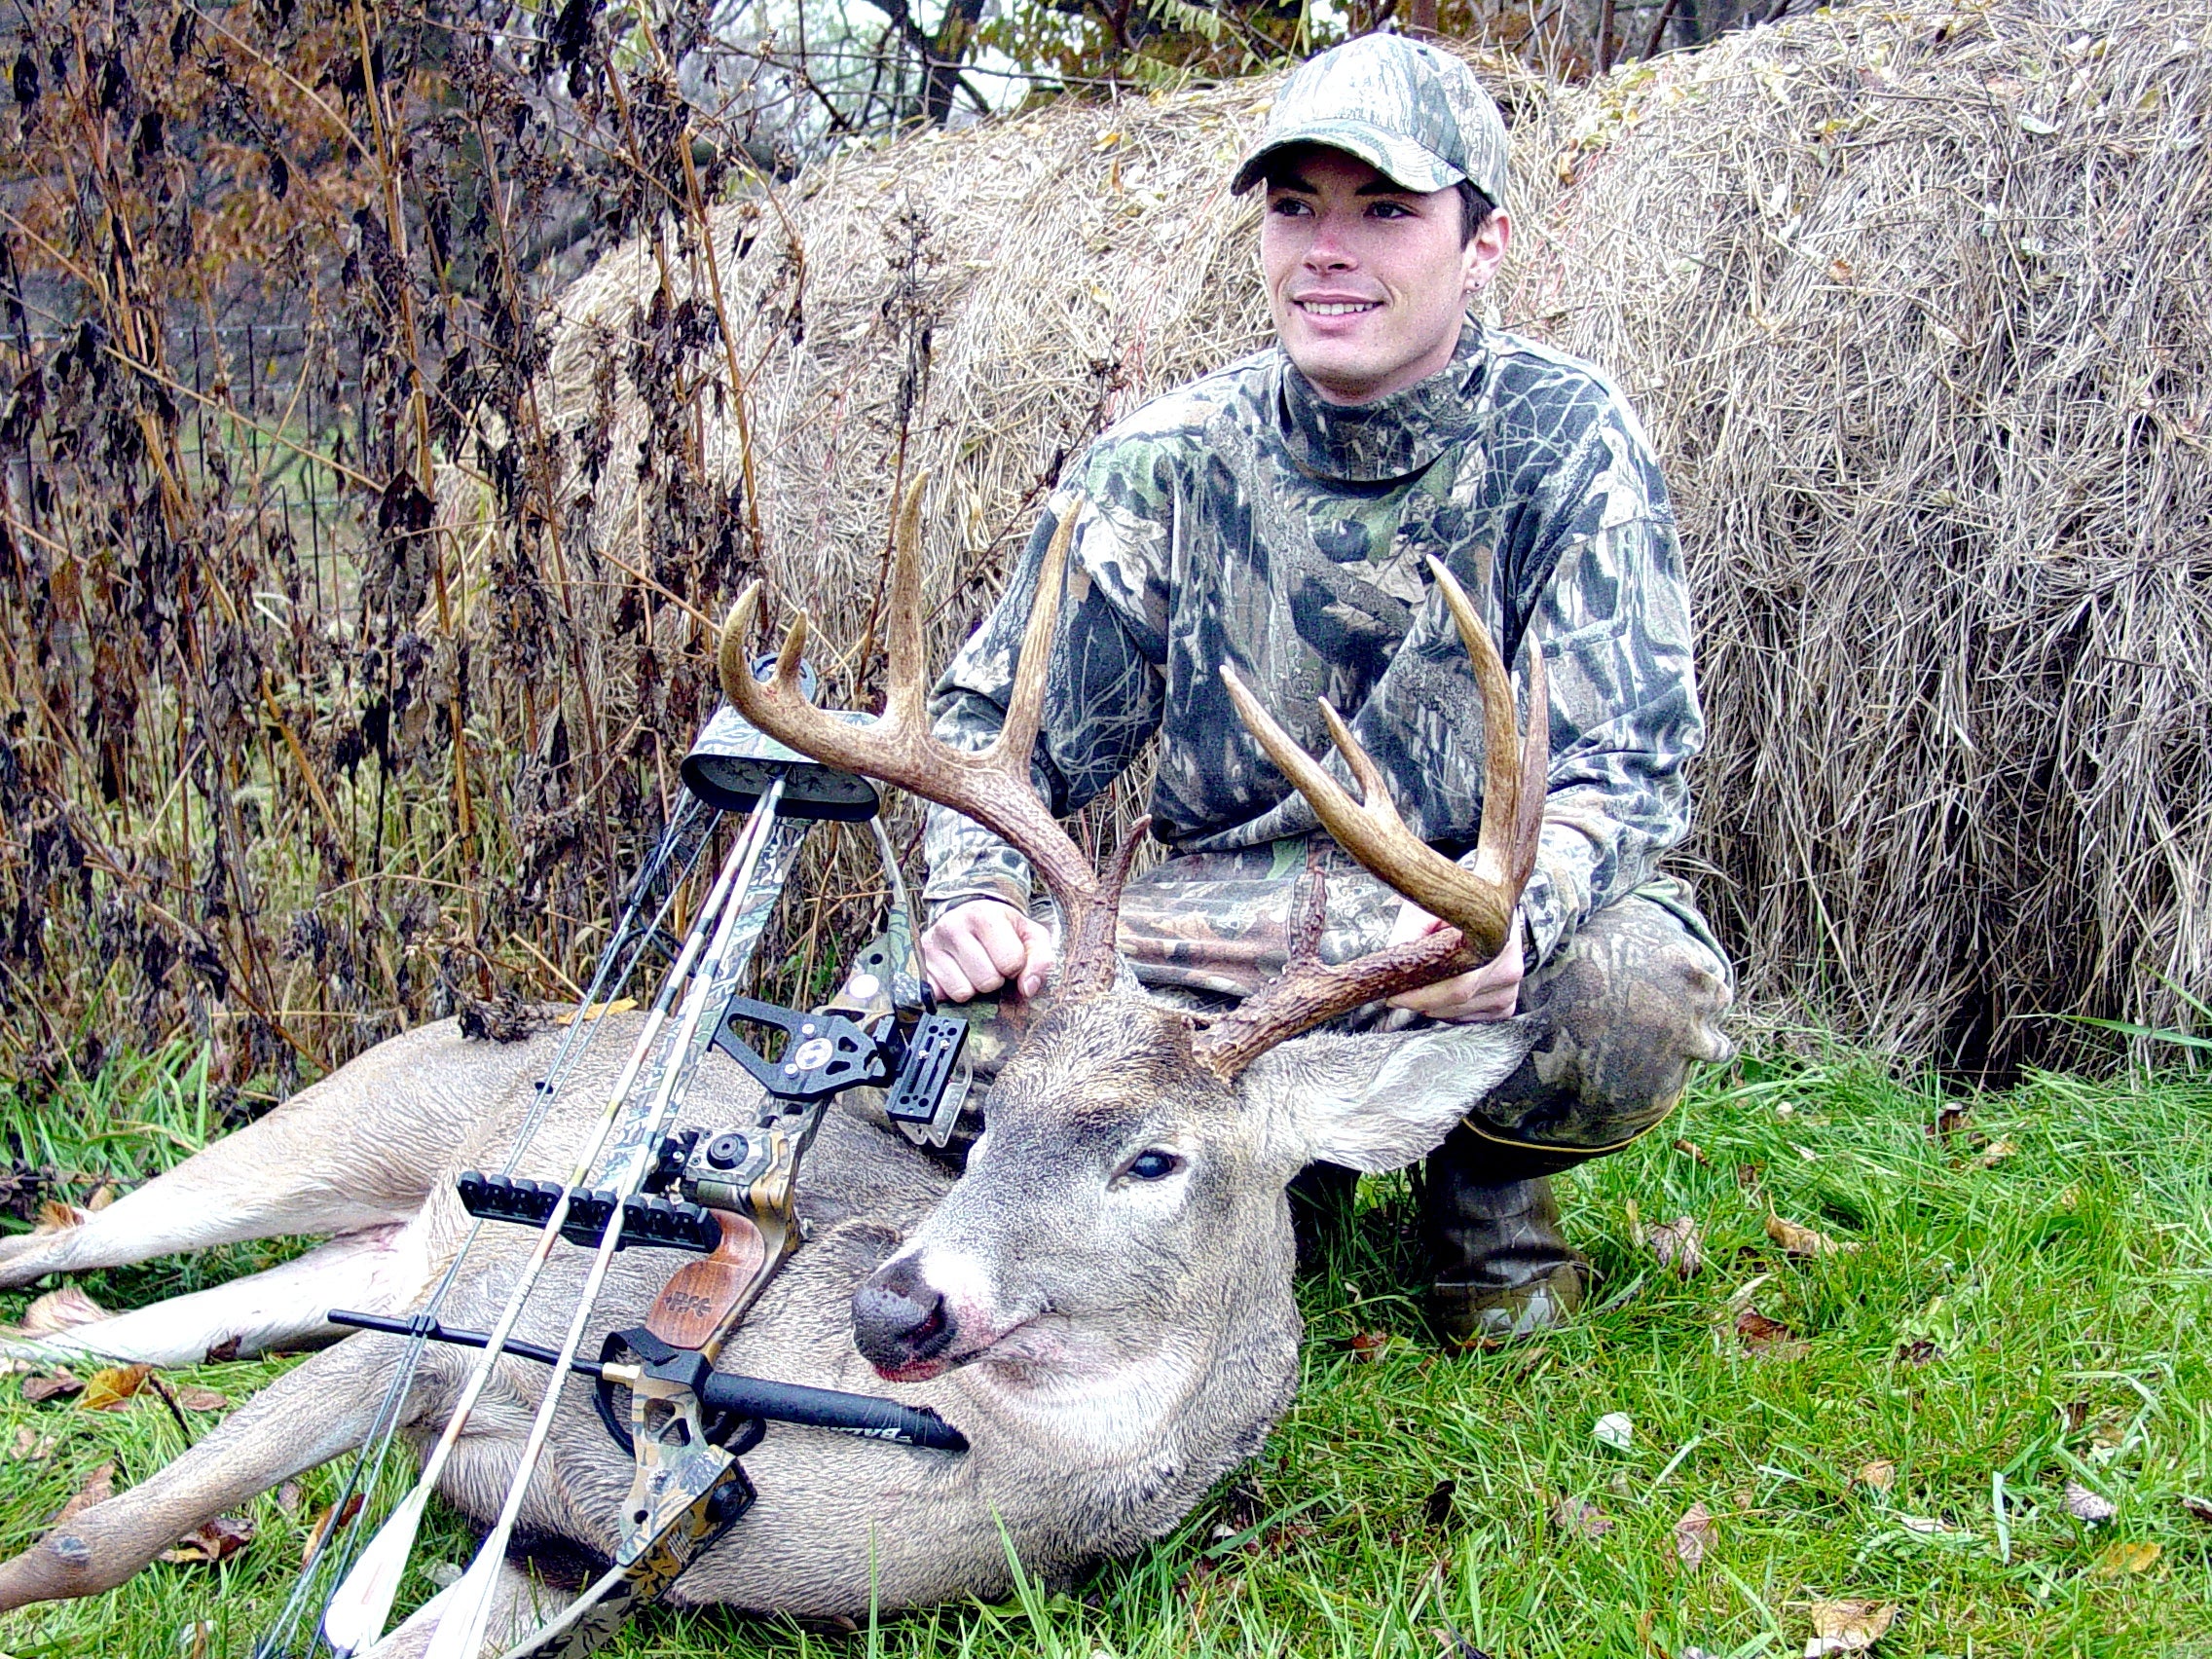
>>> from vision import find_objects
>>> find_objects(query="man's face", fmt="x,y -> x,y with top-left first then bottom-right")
1261,146 -> 1510,406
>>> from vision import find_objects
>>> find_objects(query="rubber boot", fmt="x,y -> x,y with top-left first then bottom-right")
1421,1126 -> 1588,1346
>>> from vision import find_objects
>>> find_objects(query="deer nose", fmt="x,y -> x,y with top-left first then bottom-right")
852,1256 -> 958,1372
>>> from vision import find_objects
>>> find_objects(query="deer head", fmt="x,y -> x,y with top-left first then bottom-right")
719,483 -> 1546,1398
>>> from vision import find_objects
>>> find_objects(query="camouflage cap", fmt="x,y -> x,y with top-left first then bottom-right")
1231,34 -> 1510,204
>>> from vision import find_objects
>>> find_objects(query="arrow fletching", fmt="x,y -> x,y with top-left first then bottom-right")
319,1486 -> 426,1655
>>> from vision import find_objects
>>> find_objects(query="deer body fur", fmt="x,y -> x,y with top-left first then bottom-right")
0,998 -> 1531,1649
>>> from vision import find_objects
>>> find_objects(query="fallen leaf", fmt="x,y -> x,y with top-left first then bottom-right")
1736,1161 -> 1764,1191
1548,1493 -> 1615,1540
1735,1307 -> 1804,1354
1430,1629 -> 1493,1659
1826,257 -> 1856,282
1897,1515 -> 1961,1535
2064,1481 -> 2117,1523
1422,1478 -> 1457,1531
2091,1540 -> 2159,1576
20,1284 -> 109,1334
81,1363 -> 153,1411
1344,1330 -> 1390,1362
173,1385 -> 229,1412
2060,1399 -> 2091,1431
85,1184 -> 115,1211
1673,1137 -> 1709,1165
1856,1459 -> 1897,1493
1767,1214 -> 1861,1258
21,1370 -> 83,1403
1926,1101 -> 1972,1141
1895,1338 -> 1941,1366
1671,1500 -> 1716,1570
33,1198 -> 90,1233
52,1459 -> 115,1524
301,1493 -> 364,1564
1593,1412 -> 1634,1452
1804,1598 -> 1897,1655
8,1424 -> 55,1461
1647,1216 -> 1706,1277
1975,1137 -> 2018,1167
161,1514 -> 255,1565
276,1479 -> 305,1516
203,1335 -> 241,1364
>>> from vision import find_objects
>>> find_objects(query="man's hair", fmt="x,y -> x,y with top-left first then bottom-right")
1456,181 -> 1498,245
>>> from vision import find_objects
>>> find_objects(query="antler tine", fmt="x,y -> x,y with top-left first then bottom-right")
718,491 -> 1111,980
1193,570 -> 1548,1081
987,501 -> 1075,783
884,474 -> 930,728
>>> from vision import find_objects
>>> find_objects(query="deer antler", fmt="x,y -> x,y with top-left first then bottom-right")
718,481 -> 1132,996
1190,558 -> 1548,1080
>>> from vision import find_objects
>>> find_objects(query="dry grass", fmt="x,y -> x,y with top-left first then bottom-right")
535,1 -> 2212,1073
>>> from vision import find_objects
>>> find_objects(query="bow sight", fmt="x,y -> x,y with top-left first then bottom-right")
280,668 -> 975,1659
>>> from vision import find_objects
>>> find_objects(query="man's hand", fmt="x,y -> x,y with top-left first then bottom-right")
1383,903 -> 1524,1022
920,898 -> 1056,1004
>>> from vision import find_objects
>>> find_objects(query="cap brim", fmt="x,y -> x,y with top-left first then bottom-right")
1230,119 -> 1466,196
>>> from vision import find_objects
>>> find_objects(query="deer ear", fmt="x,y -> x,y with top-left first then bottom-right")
1240,1019 -> 1537,1175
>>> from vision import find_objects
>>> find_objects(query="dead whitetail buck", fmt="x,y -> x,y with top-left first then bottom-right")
0,490 -> 1546,1654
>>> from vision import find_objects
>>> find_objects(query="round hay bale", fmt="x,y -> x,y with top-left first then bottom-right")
535,3 -> 2211,1071
1502,0 -> 2212,1069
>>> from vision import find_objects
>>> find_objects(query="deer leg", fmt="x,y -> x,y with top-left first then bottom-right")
0,1024 -> 506,1289
0,1331 -> 452,1611
365,1554 -> 571,1659
1,1216 -> 428,1368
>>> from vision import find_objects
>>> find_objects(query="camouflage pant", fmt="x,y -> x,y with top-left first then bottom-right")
952,837 -> 1736,1175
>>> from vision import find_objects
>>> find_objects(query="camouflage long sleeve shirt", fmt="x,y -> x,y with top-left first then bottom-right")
922,321 -> 1704,971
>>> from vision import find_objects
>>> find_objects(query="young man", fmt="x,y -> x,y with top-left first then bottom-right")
916,33 -> 1735,1343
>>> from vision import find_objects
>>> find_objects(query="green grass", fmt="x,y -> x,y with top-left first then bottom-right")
3,1044 -> 2209,1658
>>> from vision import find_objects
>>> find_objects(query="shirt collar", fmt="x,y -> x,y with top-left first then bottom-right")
1271,320 -> 1487,484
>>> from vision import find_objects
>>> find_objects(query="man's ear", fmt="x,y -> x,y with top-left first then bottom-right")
1239,1018 -> 1538,1175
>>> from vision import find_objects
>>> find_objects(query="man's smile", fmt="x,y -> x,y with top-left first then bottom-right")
1296,298 -> 1382,316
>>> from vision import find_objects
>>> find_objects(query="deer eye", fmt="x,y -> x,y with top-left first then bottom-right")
1123,1150 -> 1185,1183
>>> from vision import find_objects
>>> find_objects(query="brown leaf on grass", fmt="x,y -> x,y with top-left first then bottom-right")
1421,1478 -> 1457,1532
1429,1628 -> 1493,1659
1805,1599 -> 1897,1655
1766,1214 -> 1861,1258
203,1335 -> 241,1364
1344,1331 -> 1391,1362
2064,1481 -> 2118,1523
1673,1137 -> 1710,1165
9,1424 -> 56,1461
85,1184 -> 115,1212
1855,1459 -> 1897,1493
160,1514 -> 255,1565
173,1384 -> 229,1412
1927,1102 -> 1972,1141
301,1493 -> 364,1564
20,1284 -> 108,1334
1647,1216 -> 1706,1277
1548,1493 -> 1616,1540
2059,1398 -> 2092,1432
1735,1307 -> 1806,1356
2181,1494 -> 2212,1526
80,1363 -> 153,1411
1975,1137 -> 2018,1167
21,1370 -> 83,1403
1671,1500 -> 1716,1570
33,1198 -> 90,1234
2091,1540 -> 2160,1576
52,1460 -> 115,1524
